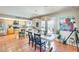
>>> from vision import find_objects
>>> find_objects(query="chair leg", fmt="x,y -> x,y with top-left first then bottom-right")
44,45 -> 46,52
19,37 -> 20,40
32,42 -> 33,47
40,45 -> 42,52
29,40 -> 30,45
35,44 -> 36,50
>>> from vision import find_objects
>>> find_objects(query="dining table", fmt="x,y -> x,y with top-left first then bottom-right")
26,30 -> 58,51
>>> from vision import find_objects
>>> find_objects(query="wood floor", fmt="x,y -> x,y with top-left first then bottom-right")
0,34 -> 78,52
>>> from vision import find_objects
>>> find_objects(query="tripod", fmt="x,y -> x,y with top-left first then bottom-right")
63,28 -> 79,52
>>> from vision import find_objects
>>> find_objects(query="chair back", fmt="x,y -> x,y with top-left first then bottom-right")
19,31 -> 25,38
21,29 -> 25,32
28,32 -> 33,41
34,33 -> 41,44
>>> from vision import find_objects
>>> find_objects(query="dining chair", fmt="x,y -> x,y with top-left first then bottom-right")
19,29 -> 25,40
34,33 -> 47,52
69,38 -> 75,46
28,32 -> 35,47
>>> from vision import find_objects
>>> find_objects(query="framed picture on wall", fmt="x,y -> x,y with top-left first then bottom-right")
60,17 -> 75,31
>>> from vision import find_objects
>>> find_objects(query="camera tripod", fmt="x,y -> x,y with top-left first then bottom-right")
63,28 -> 79,52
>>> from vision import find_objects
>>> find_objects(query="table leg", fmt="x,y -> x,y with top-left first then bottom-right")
48,40 -> 51,50
45,40 -> 51,52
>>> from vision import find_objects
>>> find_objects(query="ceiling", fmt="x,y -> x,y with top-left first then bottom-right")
0,6 -> 76,19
